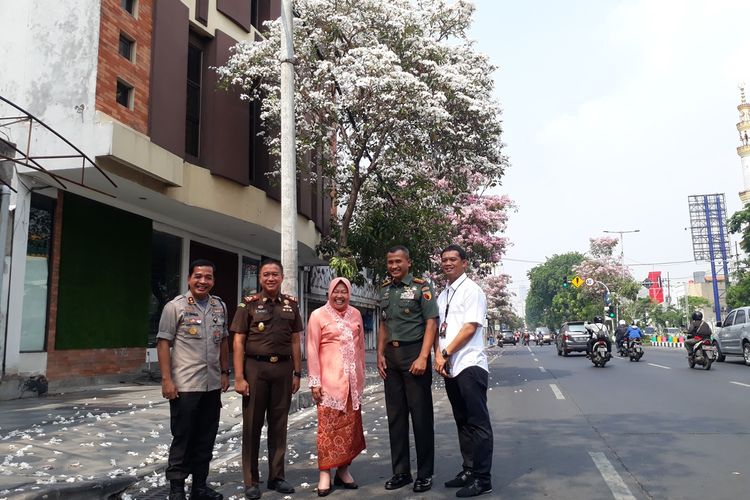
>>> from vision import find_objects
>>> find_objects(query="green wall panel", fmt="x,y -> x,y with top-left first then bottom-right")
56,193 -> 152,349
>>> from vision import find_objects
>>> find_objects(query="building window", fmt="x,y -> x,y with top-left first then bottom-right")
118,33 -> 135,61
116,79 -> 133,109
149,231 -> 182,348
20,194 -> 55,352
185,43 -> 203,157
121,0 -> 136,15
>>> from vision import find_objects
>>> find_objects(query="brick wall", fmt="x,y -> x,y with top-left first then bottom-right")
95,0 -> 153,134
46,348 -> 146,380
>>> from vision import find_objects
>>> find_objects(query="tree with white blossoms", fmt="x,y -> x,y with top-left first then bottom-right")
217,0 -> 508,278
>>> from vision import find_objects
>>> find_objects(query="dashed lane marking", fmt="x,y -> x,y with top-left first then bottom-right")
539,366 -> 546,373
526,346 -> 533,353
730,381 -> 750,388
589,451 -> 637,500
647,363 -> 671,370
549,383 -> 565,400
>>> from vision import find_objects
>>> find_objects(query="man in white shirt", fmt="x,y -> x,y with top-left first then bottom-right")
434,245 -> 493,498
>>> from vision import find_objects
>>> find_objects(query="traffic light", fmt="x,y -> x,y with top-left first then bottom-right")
605,306 -> 616,318
562,276 -> 569,288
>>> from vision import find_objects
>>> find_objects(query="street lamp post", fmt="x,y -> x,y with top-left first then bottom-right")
604,229 -> 640,279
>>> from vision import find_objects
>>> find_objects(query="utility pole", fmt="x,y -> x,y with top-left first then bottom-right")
603,229 -> 640,279
279,0 -> 297,295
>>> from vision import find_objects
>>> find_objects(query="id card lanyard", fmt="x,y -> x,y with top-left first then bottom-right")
440,276 -> 466,338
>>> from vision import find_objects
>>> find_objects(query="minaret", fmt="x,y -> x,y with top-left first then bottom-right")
737,83 -> 750,204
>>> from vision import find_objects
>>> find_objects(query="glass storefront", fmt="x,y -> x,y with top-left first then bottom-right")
148,231 -> 182,347
20,194 -> 54,352
242,256 -> 259,297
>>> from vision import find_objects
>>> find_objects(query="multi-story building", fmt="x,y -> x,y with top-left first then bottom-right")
0,0 -> 332,397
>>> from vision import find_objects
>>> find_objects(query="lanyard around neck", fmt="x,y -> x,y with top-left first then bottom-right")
444,276 -> 467,320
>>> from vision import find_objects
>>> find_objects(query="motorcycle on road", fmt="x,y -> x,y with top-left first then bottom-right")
688,337 -> 716,370
617,340 -> 628,357
628,338 -> 644,362
590,337 -> 611,367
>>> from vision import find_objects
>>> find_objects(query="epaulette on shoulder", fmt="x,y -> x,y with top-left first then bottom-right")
381,278 -> 392,287
244,295 -> 260,303
413,277 -> 426,284
284,294 -> 298,303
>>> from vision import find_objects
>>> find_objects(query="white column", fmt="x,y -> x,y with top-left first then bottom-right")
4,180 -> 32,375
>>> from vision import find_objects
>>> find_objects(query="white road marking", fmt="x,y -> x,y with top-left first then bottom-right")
526,346 -> 533,353
549,384 -> 565,400
589,451 -> 636,500
539,366 -> 546,373
730,381 -> 750,388
647,363 -> 671,370
533,358 -> 539,362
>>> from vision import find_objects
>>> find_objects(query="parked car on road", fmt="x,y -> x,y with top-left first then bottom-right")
712,307 -> 750,365
556,321 -> 589,356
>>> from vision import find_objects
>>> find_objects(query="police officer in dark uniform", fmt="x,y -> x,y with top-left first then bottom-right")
231,258 -> 303,500
157,259 -> 230,500
377,245 -> 439,493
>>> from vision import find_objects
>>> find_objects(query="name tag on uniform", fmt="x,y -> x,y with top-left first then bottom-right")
400,290 -> 416,300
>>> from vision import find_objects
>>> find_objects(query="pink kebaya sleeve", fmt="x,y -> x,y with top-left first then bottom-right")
306,309 -> 323,388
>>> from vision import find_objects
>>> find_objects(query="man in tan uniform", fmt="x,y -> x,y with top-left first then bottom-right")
231,258 -> 303,500
157,259 -> 230,500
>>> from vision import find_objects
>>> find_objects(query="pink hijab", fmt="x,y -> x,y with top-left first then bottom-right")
327,277 -> 352,311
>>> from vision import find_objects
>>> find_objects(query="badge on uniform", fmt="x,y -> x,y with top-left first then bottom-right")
188,326 -> 198,335
423,291 -> 432,300
404,308 -> 411,315
188,296 -> 196,305
258,322 -> 265,332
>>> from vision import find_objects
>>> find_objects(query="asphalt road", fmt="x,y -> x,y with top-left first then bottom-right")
123,345 -> 750,500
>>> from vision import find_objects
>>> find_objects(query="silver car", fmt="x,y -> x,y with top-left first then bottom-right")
713,307 -> 750,365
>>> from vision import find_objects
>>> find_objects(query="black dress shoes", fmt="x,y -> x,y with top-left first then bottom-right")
413,477 -> 432,492
445,470 -> 473,488
317,485 -> 332,497
456,478 -> 493,497
267,478 -> 295,494
384,473 -> 413,490
334,474 -> 359,489
244,485 -> 261,500
190,485 -> 224,500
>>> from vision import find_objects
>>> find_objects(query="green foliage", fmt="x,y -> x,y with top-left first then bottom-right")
525,252 -> 585,328
727,265 -> 750,310
729,205 -> 750,254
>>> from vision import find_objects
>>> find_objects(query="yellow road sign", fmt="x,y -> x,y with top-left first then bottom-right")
571,276 -> 584,288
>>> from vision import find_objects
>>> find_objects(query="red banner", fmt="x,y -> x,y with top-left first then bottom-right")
647,271 -> 664,304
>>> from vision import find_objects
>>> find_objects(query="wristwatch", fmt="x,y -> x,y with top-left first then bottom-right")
441,348 -> 451,358
293,371 -> 302,378
221,369 -> 231,375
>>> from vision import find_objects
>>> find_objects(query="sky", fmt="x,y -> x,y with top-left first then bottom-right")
468,0 -> 750,312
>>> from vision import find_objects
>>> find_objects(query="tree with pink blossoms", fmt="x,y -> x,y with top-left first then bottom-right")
572,237 -> 639,308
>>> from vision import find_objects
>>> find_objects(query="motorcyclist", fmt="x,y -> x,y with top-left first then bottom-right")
625,321 -> 642,349
685,310 -> 712,355
586,316 -> 612,356
614,320 -> 628,352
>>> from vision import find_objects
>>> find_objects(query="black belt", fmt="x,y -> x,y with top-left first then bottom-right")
387,339 -> 422,347
246,354 -> 291,363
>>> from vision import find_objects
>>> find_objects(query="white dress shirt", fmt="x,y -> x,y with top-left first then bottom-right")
437,273 -> 488,377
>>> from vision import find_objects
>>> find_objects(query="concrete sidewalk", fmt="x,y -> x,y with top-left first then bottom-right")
0,352 -> 383,499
